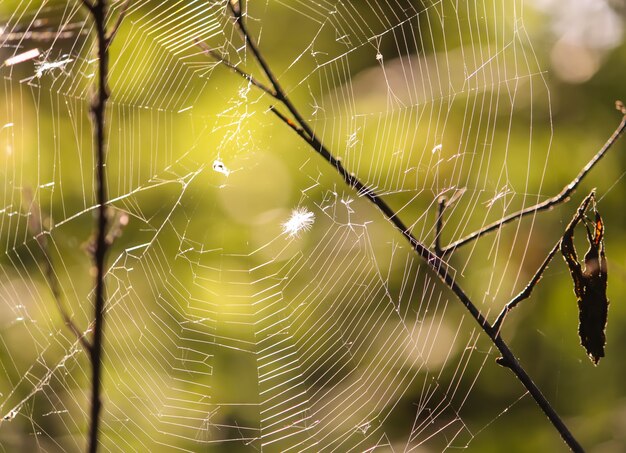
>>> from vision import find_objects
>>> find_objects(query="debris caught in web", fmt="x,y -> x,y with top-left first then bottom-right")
34,53 -> 73,78
212,159 -> 231,176
561,209 -> 609,365
4,48 -> 40,66
282,207 -> 315,238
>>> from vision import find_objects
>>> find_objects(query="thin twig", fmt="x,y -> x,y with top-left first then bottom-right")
42,243 -> 93,353
492,191 -> 596,335
195,38 -> 277,97
23,189 -> 92,352
434,196 -> 446,256
440,114 -> 626,256
80,0 -> 95,13
106,0 -> 132,43
219,3 -> 585,450
82,1 -> 112,452
269,106 -> 309,141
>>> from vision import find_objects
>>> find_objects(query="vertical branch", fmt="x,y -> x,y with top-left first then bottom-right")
434,196 -> 446,256
87,0 -> 109,451
79,0 -> 130,451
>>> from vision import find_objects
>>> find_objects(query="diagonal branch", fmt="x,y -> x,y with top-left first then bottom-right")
270,107 -> 583,450
440,113 -> 626,256
492,191 -> 596,335
41,241 -> 93,353
269,105 -> 308,141
23,189 -> 92,352
80,0 -> 95,14
217,3 -> 586,449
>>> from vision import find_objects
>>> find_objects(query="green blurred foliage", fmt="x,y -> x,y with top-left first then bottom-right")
0,1 -> 625,452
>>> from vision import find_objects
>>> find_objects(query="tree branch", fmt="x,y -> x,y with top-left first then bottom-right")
269,105 -> 309,141
216,2 -> 585,450
80,0 -> 95,14
23,189 -> 92,352
82,1 -> 114,452
492,191 -> 596,335
434,196 -> 446,256
41,240 -> 93,353
440,113 -> 626,256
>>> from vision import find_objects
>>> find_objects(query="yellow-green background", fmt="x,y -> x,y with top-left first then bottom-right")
0,1 -> 625,452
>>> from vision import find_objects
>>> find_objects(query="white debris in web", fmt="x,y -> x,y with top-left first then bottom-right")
346,130 -> 359,150
4,48 -> 40,66
2,409 -> 18,421
432,143 -> 443,153
212,159 -> 231,176
484,185 -> 512,207
34,54 -> 73,79
282,207 -> 315,238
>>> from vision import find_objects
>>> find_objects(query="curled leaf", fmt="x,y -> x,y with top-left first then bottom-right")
561,210 -> 609,365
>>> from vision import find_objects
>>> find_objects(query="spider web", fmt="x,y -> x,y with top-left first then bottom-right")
0,0 -> 623,451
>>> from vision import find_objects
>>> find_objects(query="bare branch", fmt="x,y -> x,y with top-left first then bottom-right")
82,1 -> 112,452
440,113 -> 626,256
434,196 -> 446,256
492,191 -> 596,335
226,0 -> 242,19
23,189 -> 92,352
269,106 -> 310,141
41,242 -> 93,353
80,0 -> 96,13
216,7 -> 583,451
211,4 -> 590,450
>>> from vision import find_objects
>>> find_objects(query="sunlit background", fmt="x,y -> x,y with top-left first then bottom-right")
0,1 -> 625,451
